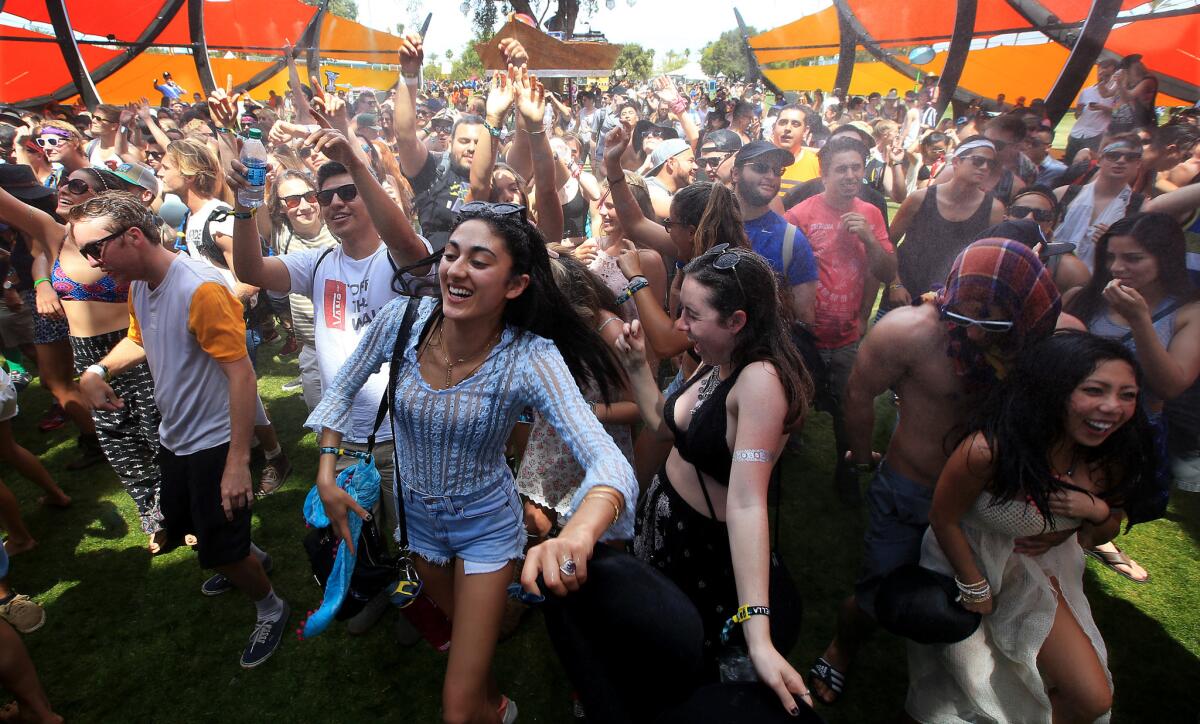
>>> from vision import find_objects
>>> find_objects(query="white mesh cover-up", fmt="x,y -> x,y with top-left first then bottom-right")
905,492 -> 1112,724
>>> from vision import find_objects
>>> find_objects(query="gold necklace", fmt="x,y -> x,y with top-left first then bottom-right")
433,324 -> 501,389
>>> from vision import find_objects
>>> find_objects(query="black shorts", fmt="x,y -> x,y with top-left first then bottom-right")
159,443 -> 251,568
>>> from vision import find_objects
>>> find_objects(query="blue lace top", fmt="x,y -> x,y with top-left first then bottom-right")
307,296 -> 638,539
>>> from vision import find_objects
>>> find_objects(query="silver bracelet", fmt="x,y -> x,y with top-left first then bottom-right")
732,449 -> 773,463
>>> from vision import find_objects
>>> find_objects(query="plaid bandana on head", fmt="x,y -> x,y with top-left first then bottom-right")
928,239 -> 1061,390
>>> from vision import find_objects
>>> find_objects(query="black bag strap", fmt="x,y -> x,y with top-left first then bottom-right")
1119,299 -> 1186,344
367,299 -> 421,550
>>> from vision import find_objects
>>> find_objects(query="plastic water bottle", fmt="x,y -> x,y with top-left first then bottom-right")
237,128 -> 267,208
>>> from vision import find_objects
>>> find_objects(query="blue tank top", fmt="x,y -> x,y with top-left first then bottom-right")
1088,296 -> 1180,408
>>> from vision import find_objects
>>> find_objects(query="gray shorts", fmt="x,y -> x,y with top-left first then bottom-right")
854,459 -> 934,619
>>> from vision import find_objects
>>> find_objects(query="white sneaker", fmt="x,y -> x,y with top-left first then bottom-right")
499,695 -> 518,724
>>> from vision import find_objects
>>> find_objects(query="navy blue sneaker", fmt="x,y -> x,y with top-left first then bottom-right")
201,554 -> 272,596
240,601 -> 289,669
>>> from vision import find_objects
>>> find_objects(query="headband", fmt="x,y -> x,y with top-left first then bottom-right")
1101,140 -> 1139,155
954,139 -> 995,157
39,127 -> 73,139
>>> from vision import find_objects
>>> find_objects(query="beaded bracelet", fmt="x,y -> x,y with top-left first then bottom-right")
954,576 -> 991,603
318,446 -> 371,460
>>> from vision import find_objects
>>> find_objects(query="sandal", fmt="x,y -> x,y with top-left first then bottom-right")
1085,544 -> 1150,584
809,656 -> 846,704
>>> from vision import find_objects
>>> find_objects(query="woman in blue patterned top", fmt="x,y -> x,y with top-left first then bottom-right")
307,201 -> 636,723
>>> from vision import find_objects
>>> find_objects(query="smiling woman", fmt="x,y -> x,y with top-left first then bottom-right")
307,201 -> 635,724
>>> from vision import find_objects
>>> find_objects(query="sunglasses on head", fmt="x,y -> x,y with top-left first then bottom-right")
456,201 -> 526,222
281,190 -> 318,209
1008,205 -> 1055,223
744,161 -> 784,177
700,242 -> 749,298
78,226 -> 128,263
316,183 -> 359,207
35,136 -> 68,148
61,178 -> 96,196
942,309 -> 1013,332
961,155 -> 999,170
1103,150 -> 1141,163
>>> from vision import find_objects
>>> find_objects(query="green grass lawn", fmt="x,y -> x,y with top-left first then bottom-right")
3,338 -> 1198,722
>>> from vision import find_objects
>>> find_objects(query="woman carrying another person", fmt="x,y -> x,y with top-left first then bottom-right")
532,244 -> 814,721
0,170 -> 164,548
309,202 -> 637,724
1063,212 -> 1200,583
907,331 -> 1152,723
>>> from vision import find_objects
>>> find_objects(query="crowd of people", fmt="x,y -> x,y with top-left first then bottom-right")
0,31 -> 1197,723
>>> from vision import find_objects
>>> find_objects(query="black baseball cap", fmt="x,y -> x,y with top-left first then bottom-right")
734,140 -> 794,169
699,129 -> 742,154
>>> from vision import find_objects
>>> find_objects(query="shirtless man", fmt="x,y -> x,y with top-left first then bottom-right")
808,239 -> 1095,704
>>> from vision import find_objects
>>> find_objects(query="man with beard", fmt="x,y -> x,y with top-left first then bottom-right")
772,104 -> 821,198
786,136 -> 895,499
733,141 -> 817,325
392,34 -> 483,250
644,138 -> 697,221
695,128 -> 741,185
808,239 -> 1092,705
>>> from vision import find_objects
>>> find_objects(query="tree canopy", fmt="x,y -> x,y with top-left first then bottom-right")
302,0 -> 357,21
613,43 -> 654,83
700,27 -> 755,80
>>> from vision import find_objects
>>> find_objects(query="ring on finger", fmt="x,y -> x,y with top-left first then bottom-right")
559,558 -> 577,576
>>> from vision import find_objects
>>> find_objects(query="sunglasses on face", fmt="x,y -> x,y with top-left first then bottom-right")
431,122 -> 452,133
146,150 -> 164,161
281,190 -> 318,209
1103,151 -> 1141,163
316,184 -> 359,207
1008,205 -> 1055,223
698,154 -> 730,169
61,178 -> 97,195
961,155 -> 999,170
35,136 -> 69,148
942,309 -> 1013,332
78,226 -> 128,263
744,161 -> 784,177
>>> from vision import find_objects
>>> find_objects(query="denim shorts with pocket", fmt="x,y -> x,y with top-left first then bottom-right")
401,483 -> 526,575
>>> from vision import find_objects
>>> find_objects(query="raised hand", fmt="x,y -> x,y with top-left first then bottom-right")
612,319 -> 648,370
207,75 -> 244,130
304,112 -> 357,166
514,66 -> 547,130
309,76 -> 347,121
604,121 -> 632,172
485,66 -> 516,123
398,32 -> 424,77
498,38 -> 529,67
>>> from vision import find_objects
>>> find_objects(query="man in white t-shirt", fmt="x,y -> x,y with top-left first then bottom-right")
231,129 -> 432,544
158,137 -> 291,493
1065,58 -> 1118,166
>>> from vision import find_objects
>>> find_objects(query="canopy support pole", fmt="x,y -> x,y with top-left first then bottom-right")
1007,0 -> 1197,103
1043,0 -> 1122,125
232,2 -> 327,96
735,7 -> 783,97
187,0 -> 217,97
834,7 -> 857,95
306,0 -> 330,83
936,0 -> 977,119
44,0 -> 102,110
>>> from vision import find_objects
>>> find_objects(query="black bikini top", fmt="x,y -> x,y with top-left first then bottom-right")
664,364 -> 746,488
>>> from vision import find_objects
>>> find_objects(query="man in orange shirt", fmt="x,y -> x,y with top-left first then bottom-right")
772,105 -> 821,199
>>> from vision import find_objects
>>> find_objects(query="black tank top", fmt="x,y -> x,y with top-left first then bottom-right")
897,184 -> 994,296
664,365 -> 745,488
561,185 -> 589,239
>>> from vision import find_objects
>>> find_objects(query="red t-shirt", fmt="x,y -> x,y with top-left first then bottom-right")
785,194 -> 892,348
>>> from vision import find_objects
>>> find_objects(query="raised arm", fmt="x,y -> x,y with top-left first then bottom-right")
392,33 -> 433,178
134,97 -> 173,150
284,43 -> 315,125
303,123 -> 428,267
612,320 -> 671,440
651,76 -> 699,149
229,210 -> 292,292
602,123 -> 675,257
470,68 -> 515,202
514,67 -> 564,243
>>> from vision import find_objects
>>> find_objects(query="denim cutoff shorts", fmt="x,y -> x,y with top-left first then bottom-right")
401,482 -> 526,575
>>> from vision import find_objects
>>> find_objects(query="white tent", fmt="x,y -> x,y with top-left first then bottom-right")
667,61 -> 709,81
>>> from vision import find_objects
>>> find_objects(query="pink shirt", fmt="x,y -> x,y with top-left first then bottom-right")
786,194 -> 891,348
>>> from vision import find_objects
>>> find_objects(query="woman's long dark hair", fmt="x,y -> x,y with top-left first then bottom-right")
410,210 -> 625,404
962,331 -> 1155,526
1066,212 -> 1198,324
682,247 -> 811,427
